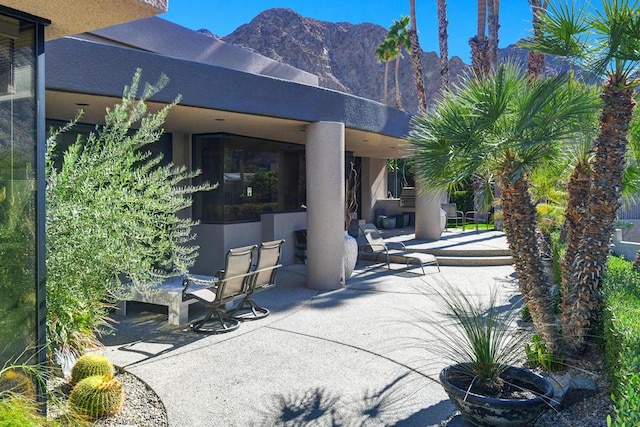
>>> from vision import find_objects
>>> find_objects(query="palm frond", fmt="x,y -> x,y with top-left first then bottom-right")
520,0 -> 590,59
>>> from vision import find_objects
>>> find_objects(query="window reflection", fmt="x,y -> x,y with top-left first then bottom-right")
193,133 -> 306,223
0,17 -> 37,364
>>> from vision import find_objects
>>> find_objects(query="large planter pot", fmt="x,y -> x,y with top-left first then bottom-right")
439,364 -> 553,427
343,231 -> 358,280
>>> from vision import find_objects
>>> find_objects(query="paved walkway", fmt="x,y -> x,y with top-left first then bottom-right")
102,231 -> 518,426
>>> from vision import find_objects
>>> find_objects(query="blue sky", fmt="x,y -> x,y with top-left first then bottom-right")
161,1 -> 538,63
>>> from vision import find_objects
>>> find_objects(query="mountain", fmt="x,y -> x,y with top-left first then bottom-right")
204,8 -> 577,114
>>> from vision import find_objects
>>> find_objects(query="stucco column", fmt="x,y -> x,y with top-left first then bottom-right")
415,181 -> 444,240
305,121 -> 345,290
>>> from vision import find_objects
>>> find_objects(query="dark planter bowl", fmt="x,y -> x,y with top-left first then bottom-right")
439,364 -> 554,427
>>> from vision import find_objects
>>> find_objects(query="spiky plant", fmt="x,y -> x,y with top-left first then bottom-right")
70,354 -> 115,385
68,375 -> 124,420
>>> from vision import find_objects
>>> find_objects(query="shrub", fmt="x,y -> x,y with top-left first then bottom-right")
71,354 -> 115,385
68,375 -> 124,420
603,256 -> 640,426
45,70 -> 213,358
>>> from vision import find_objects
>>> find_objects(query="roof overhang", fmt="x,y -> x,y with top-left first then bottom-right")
45,36 -> 414,159
3,0 -> 167,40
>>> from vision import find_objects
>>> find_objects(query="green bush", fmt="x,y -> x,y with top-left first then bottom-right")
603,256 -> 640,426
45,70 -> 213,358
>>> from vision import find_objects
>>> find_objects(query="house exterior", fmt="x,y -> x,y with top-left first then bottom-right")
44,17 -> 447,293
0,0 -> 167,367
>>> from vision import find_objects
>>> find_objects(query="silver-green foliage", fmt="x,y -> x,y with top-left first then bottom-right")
46,69 -> 213,356
407,282 -> 528,387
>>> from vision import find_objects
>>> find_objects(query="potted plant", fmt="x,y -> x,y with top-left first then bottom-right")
410,283 -> 554,426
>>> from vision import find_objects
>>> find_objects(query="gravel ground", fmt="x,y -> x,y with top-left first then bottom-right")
49,368 -> 167,427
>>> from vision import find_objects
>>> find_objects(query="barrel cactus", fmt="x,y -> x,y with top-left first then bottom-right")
71,354 -> 115,385
68,375 -> 124,420
0,369 -> 35,399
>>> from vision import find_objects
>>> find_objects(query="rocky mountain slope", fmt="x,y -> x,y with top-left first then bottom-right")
203,8 -> 575,114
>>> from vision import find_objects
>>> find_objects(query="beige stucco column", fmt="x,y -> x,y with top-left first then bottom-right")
415,181 -> 445,240
305,121 -> 345,290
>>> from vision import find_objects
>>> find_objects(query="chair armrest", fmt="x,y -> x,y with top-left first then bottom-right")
387,241 -> 407,250
182,275 -> 219,301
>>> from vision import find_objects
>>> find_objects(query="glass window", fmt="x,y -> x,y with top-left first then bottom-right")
0,14 -> 38,365
46,119 -> 173,170
193,133 -> 306,223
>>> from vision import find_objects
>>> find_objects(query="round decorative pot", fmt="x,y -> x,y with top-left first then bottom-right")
439,364 -> 553,427
343,231 -> 358,281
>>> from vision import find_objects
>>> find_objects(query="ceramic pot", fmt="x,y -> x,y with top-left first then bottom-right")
439,364 -> 553,427
343,231 -> 358,280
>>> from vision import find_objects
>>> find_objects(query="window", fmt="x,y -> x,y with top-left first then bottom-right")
46,119 -> 173,170
0,11 -> 43,366
193,133 -> 306,223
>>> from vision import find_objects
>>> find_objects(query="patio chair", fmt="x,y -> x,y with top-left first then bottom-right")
359,223 -> 440,275
465,210 -> 491,232
228,239 -> 284,320
441,203 -> 464,230
182,244 -> 257,333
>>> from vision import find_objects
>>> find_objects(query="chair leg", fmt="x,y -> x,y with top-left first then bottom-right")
228,297 -> 270,320
191,308 -> 240,333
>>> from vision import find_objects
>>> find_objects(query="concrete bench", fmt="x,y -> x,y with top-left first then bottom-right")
117,275 -> 213,326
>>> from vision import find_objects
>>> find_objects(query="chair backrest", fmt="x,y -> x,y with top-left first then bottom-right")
219,244 -> 256,299
441,203 -> 459,218
359,223 -> 388,252
253,239 -> 284,290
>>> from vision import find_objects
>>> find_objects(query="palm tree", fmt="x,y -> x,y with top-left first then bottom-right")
470,0 -> 500,77
409,0 -> 427,112
487,0 -> 500,70
527,0 -> 548,79
376,38 -> 396,105
437,0 -> 449,89
523,0 -> 640,354
388,16 -> 411,110
409,63 -> 599,354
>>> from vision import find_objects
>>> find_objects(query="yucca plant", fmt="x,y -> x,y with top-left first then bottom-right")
409,283 -> 528,390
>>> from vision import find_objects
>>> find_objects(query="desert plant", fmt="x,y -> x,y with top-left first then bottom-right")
68,374 -> 124,420
408,282 -> 529,389
525,334 -> 563,371
70,354 -> 115,385
0,369 -> 35,399
46,69 -> 213,358
0,394 -> 54,427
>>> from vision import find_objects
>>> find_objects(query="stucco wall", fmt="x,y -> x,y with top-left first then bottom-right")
612,228 -> 640,262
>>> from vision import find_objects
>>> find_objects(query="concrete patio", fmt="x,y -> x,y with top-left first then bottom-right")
101,230 -> 518,426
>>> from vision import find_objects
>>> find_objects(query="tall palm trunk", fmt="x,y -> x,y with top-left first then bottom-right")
487,0 -> 499,71
469,0 -> 490,78
409,0 -> 427,112
561,161 -> 591,341
437,0 -> 449,89
394,52 -> 402,109
382,61 -> 389,105
565,81 -> 636,354
499,154 -> 559,353
527,0 -> 547,80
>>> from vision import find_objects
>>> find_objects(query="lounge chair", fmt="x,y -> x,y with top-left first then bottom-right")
228,239 -> 284,320
182,244 -> 257,333
359,223 -> 440,275
441,203 -> 464,230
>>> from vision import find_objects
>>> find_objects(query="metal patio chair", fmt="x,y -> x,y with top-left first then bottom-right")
182,244 -> 256,333
228,239 -> 284,320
